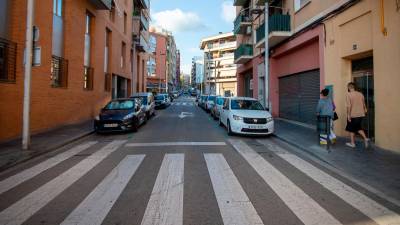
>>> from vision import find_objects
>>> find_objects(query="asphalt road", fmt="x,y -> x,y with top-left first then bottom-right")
0,95 -> 399,225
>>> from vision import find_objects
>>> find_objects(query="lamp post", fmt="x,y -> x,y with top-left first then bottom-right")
264,1 -> 270,110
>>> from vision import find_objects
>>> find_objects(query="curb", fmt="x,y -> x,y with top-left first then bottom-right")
0,130 -> 95,173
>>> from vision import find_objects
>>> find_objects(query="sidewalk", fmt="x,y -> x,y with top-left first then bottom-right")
0,121 -> 94,172
274,119 -> 400,203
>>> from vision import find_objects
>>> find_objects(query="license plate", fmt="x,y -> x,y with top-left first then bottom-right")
104,123 -> 118,128
249,125 -> 264,129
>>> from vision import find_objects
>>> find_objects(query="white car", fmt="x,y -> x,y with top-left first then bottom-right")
205,95 -> 217,112
219,97 -> 274,135
211,96 -> 226,120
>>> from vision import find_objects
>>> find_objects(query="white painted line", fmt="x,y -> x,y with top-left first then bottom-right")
60,155 -> 145,225
176,102 -> 181,106
229,139 -> 342,225
0,141 -> 98,195
0,140 -> 126,225
261,141 -> 400,225
126,142 -> 226,147
182,102 -> 187,106
204,153 -> 264,225
141,154 -> 184,225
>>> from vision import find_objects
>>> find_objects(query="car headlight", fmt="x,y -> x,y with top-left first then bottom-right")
267,117 -> 273,123
233,115 -> 243,121
95,116 -> 100,120
123,113 -> 135,120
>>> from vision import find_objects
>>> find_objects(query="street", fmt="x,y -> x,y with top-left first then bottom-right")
0,96 -> 398,225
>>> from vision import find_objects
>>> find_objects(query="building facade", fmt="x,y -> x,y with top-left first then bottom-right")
200,32 -> 237,97
0,0 -> 134,142
234,0 -> 400,151
132,0 -> 151,93
176,50 -> 181,90
191,56 -> 204,90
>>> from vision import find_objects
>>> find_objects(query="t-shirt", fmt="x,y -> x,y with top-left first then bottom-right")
346,91 -> 366,118
316,98 -> 334,117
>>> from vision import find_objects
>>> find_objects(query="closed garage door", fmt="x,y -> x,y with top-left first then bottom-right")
279,70 -> 320,125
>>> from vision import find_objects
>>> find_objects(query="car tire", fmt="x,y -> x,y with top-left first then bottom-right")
227,120 -> 233,136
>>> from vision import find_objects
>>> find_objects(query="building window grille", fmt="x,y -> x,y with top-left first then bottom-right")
51,55 -> 68,88
0,38 -> 17,83
83,66 -> 94,90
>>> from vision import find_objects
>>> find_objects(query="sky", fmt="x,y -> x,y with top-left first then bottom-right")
150,0 -> 236,75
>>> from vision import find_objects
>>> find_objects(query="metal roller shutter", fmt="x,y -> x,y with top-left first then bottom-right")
279,69 -> 320,125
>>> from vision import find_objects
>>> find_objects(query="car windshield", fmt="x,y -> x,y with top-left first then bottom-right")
155,95 -> 164,100
216,98 -> 225,105
104,100 -> 135,110
208,96 -> 216,102
133,96 -> 147,105
231,100 -> 264,110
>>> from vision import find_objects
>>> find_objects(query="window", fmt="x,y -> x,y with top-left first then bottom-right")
123,12 -> 127,34
83,66 -> 94,90
53,0 -> 62,17
0,38 -> 17,82
147,57 -> 156,76
294,0 -> 310,11
84,12 -> 94,90
104,28 -> 111,73
51,55 -> 68,88
121,42 -> 126,68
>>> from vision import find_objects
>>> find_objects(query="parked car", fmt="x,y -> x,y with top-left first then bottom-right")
205,95 -> 217,112
172,91 -> 179,98
199,95 -> 208,109
131,92 -> 155,120
155,94 -> 171,109
94,98 -> 146,133
219,97 -> 274,136
211,96 -> 226,120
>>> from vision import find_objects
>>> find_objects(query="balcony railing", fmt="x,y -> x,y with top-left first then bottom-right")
256,14 -> 291,44
234,8 -> 251,34
234,44 -> 253,62
51,55 -> 69,88
0,38 -> 17,83
140,12 -> 149,31
88,0 -> 112,10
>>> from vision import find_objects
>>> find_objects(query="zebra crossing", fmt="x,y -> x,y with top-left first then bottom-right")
0,139 -> 399,225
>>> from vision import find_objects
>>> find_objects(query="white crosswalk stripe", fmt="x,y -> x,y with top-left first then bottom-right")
0,141 -> 97,195
229,139 -> 342,225
182,102 -> 187,106
141,154 -> 184,225
0,140 -> 126,225
60,155 -> 145,225
205,153 -> 264,225
258,139 -> 400,225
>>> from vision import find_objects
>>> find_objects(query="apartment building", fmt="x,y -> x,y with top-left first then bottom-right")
234,0 -> 400,151
200,32 -> 237,97
191,56 -> 204,90
147,28 -> 178,94
176,50 -> 181,90
0,0 -> 133,142
132,0 -> 150,93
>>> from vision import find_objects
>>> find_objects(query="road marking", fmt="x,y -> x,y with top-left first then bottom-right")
141,154 -> 184,225
204,153 -> 264,225
257,140 -> 400,225
229,139 -> 342,225
176,102 -> 181,106
182,102 -> 187,106
60,155 -> 145,225
0,141 -> 98,195
126,142 -> 226,147
0,140 -> 126,225
178,112 -> 193,119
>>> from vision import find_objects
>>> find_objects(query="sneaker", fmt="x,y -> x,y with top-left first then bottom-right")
346,143 -> 356,148
320,140 -> 327,145
364,139 -> 370,149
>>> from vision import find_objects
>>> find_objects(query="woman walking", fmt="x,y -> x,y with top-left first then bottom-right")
316,88 -> 337,145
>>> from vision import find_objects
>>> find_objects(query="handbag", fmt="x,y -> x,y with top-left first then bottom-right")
333,112 -> 339,121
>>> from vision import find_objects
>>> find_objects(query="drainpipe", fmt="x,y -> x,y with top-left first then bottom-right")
380,0 -> 387,36
22,0 -> 35,150
264,1 -> 270,110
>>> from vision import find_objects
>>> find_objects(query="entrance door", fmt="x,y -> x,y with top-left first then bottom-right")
244,74 -> 253,97
352,57 -> 374,139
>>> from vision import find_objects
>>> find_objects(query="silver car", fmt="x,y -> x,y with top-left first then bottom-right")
131,92 -> 156,119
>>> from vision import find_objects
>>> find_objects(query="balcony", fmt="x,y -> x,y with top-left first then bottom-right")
136,33 -> 149,53
234,8 -> 252,35
140,12 -> 149,31
234,0 -> 250,6
135,0 -> 150,9
88,0 -> 112,10
234,44 -> 253,64
255,14 -> 291,48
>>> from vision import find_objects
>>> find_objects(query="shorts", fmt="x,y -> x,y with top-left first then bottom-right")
346,117 -> 364,133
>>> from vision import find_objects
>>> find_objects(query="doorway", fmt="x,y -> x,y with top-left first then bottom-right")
244,74 -> 253,97
352,56 -> 374,140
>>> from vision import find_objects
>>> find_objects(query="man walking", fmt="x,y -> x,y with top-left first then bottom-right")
345,82 -> 370,148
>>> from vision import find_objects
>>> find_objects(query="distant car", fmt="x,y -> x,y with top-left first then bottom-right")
131,92 -> 155,120
94,98 -> 147,133
219,97 -> 274,136
155,94 -> 171,109
198,95 -> 208,109
211,96 -> 226,120
205,95 -> 217,112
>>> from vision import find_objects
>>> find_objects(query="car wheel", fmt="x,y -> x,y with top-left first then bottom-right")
227,120 -> 233,136
146,112 -> 151,120
143,115 -> 148,124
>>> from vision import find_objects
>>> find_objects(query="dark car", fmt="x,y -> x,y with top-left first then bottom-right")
154,94 -> 171,109
94,98 -> 146,133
